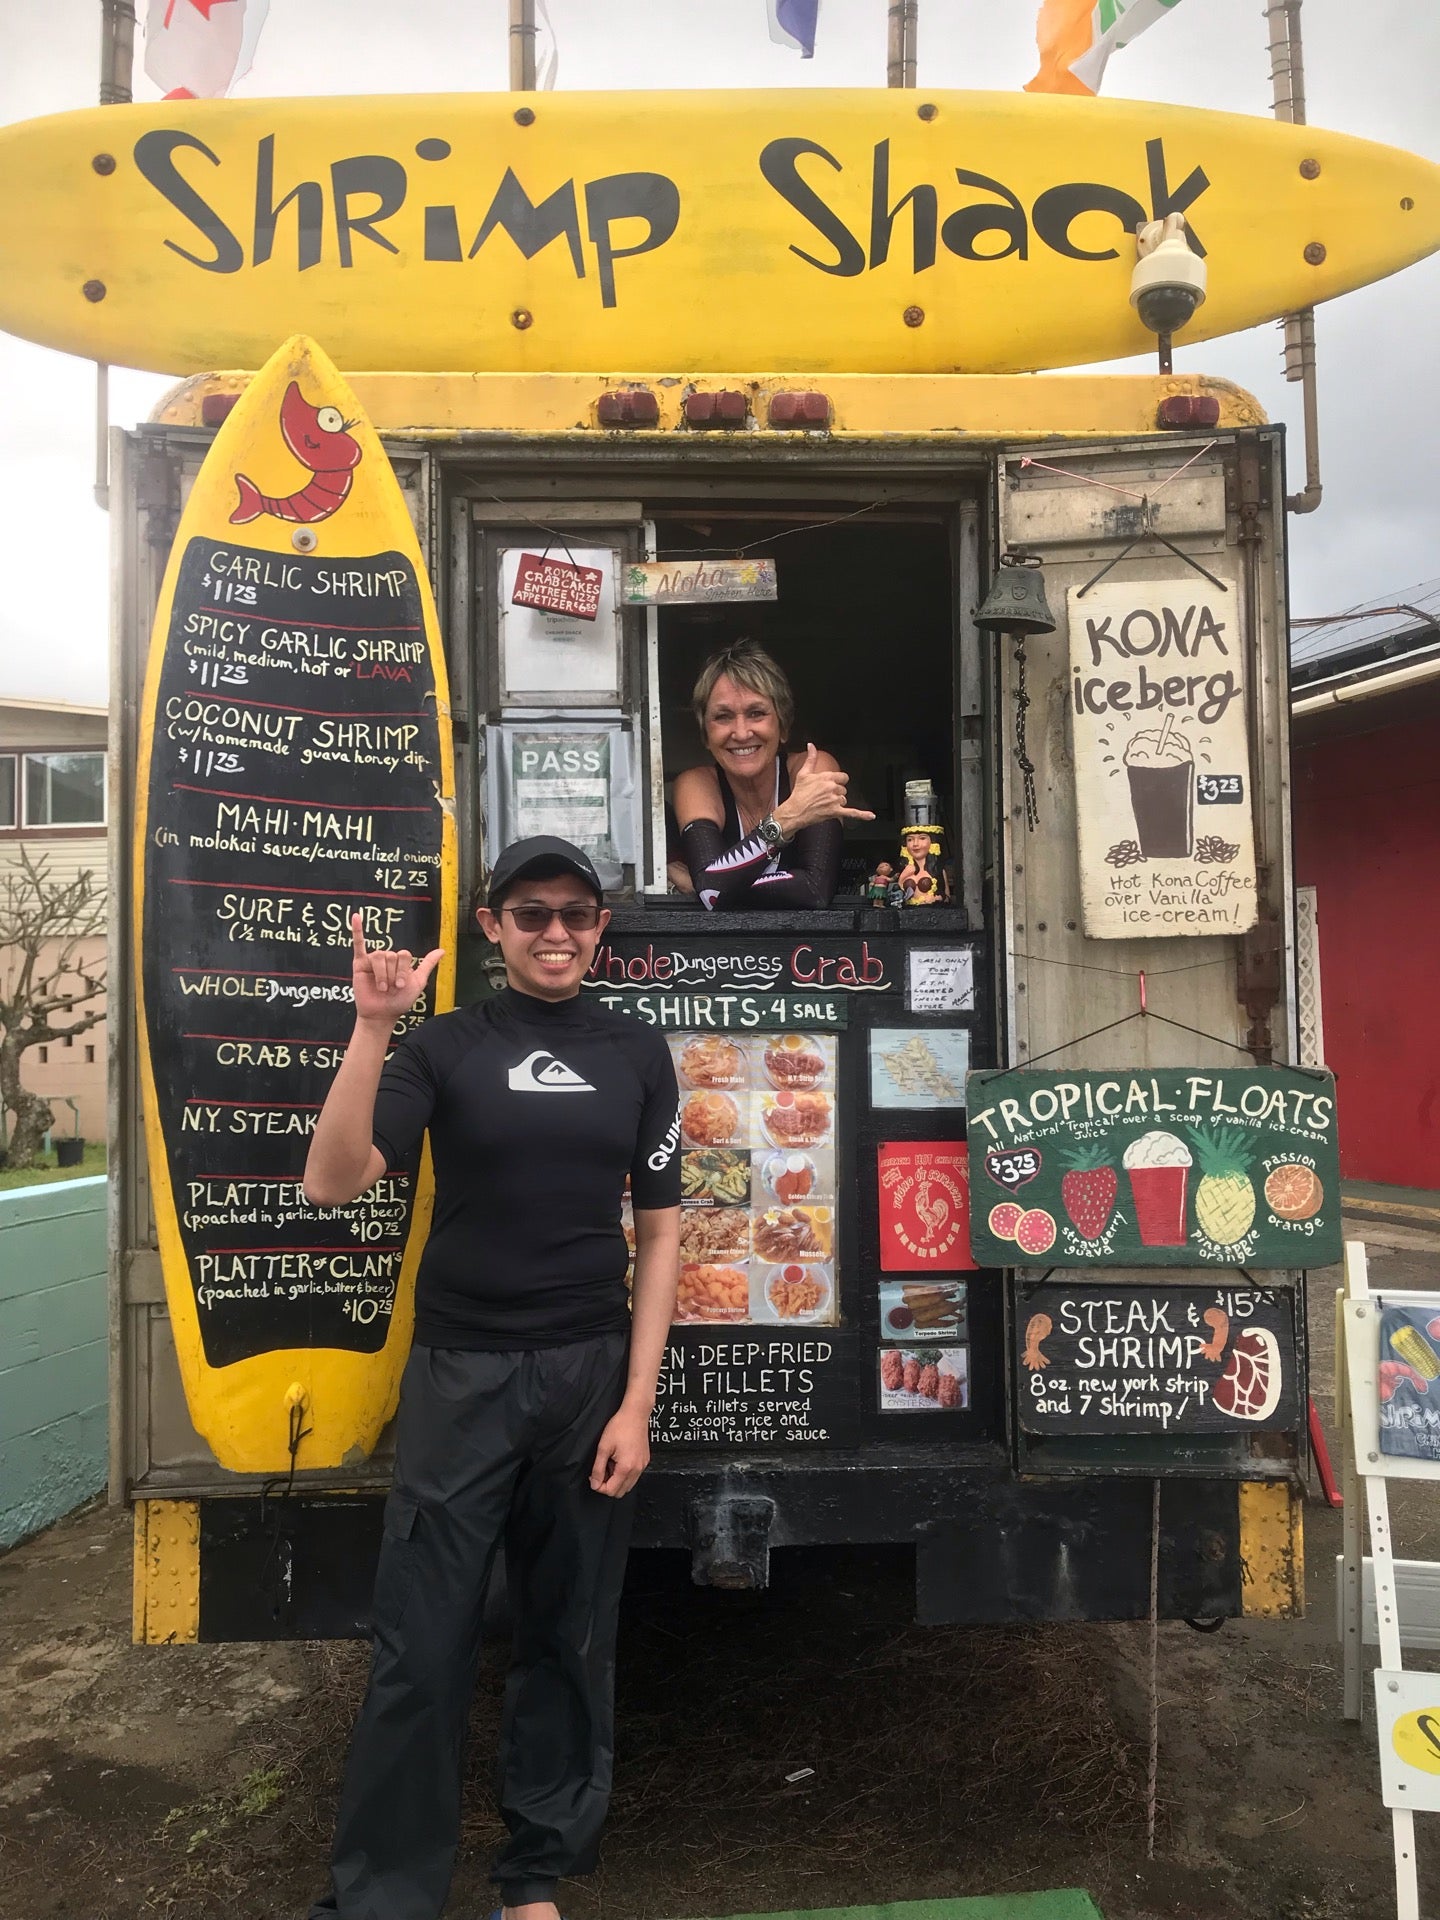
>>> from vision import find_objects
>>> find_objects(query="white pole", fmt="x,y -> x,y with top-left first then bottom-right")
887,0 -> 917,88
510,0 -> 537,91
1266,1 -> 1322,512
95,1 -> 136,510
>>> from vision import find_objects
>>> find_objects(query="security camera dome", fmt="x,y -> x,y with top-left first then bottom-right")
1130,214 -> 1207,336
1135,282 -> 1205,334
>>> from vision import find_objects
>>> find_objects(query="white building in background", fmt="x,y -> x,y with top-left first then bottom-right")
0,696 -> 108,1147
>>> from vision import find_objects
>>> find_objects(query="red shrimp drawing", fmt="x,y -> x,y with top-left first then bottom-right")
1200,1307 -> 1230,1363
1380,1359 -> 1430,1403
1021,1312 -> 1052,1370
230,382 -> 363,526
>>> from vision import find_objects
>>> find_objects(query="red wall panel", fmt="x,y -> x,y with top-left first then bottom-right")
1293,714 -> 1440,1188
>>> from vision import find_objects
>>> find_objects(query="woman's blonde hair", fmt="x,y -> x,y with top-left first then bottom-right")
691,639 -> 795,739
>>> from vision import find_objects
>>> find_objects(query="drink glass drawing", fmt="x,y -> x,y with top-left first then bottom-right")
1123,714 -> 1194,858
1122,1130 -> 1193,1246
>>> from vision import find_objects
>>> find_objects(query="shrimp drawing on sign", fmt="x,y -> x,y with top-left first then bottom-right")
230,381 -> 363,526
1022,1312 -> 1052,1370
1200,1307 -> 1229,1361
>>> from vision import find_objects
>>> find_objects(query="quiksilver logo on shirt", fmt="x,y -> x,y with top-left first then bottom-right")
648,1107 -> 681,1171
507,1049 -> 597,1093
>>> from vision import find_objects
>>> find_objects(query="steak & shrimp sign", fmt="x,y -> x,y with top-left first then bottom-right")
1069,578 -> 1258,940
1015,1283 -> 1298,1435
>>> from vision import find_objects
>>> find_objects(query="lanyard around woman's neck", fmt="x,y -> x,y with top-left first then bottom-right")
727,757 -> 780,839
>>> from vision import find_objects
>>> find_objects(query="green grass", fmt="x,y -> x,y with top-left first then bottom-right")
0,1140 -> 107,1191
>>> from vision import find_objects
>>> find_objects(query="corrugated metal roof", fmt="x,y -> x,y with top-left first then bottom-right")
1291,578 -> 1440,683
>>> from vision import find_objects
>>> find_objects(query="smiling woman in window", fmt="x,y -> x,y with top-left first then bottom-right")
671,640 -> 873,910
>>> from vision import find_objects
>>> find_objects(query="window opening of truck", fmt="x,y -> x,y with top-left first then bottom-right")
652,510 -> 956,904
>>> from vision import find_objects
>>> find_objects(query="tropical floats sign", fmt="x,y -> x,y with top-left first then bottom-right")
966,1065 -> 1342,1269
0,91 -> 1435,375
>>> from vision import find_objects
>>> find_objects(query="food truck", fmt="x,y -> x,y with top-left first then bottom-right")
0,85 -> 1428,1639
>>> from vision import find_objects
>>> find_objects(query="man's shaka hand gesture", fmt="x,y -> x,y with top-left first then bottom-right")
351,912 -> 444,1027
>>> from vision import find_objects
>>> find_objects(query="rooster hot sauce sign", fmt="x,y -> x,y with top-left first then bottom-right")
965,1067 -> 1341,1268
877,1143 -> 978,1272
1015,1284 -> 1298,1435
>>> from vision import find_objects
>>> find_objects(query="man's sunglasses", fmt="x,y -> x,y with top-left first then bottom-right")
497,903 -> 602,932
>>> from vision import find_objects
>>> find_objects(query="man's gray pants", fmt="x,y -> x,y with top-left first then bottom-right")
309,1333 -> 633,1920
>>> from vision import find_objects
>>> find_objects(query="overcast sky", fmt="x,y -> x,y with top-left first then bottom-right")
1,0 -> 1436,704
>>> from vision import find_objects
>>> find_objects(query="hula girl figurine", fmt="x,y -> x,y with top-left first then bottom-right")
898,825 -> 949,905
865,860 -> 899,907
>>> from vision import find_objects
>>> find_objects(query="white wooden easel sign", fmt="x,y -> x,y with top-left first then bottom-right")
1340,1241 -> 1440,1918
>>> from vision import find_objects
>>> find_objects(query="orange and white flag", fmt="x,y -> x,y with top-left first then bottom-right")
1026,0 -> 1183,97
143,0 -> 270,101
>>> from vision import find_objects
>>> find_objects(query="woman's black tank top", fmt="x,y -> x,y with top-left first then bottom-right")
715,754 -> 794,843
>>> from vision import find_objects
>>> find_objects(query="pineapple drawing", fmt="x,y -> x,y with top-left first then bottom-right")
1190,1125 -> 1257,1246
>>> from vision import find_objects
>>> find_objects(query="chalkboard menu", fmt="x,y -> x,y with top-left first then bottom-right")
968,1066 -> 1340,1268
651,1328 -> 858,1448
140,536 -> 446,1367
1015,1282 -> 1298,1434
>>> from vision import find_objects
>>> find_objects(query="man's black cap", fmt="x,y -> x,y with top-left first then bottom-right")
486,836 -> 604,906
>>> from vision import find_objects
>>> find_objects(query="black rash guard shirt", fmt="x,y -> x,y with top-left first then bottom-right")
371,987 -> 681,1349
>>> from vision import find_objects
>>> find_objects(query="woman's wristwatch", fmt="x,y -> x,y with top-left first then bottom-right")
757,811 -> 792,851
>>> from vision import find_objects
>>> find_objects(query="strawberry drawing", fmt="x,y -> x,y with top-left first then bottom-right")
1060,1147 -> 1118,1240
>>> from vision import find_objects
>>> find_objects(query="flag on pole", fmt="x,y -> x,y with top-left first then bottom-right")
143,0 -> 271,101
535,0 -> 560,91
1025,0 -> 1183,97
767,0 -> 820,59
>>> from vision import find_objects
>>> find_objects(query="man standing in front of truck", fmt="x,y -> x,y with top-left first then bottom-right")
303,835 -> 682,1920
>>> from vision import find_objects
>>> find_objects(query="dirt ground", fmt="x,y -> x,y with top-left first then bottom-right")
3,1222 -> 1437,1920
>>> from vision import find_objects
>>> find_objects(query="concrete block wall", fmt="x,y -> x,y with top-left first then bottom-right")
0,1176 -> 107,1548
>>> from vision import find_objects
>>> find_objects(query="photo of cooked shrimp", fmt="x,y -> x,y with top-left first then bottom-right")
675,1263 -> 751,1322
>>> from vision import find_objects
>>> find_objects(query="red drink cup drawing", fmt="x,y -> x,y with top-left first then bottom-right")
1122,1130 -> 1193,1246
1123,714 -> 1194,859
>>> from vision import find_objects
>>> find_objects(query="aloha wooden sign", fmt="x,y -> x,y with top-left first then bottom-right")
622,558 -> 777,605
966,1066 -> 1340,1267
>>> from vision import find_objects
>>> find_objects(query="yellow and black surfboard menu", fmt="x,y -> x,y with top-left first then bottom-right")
135,335 -> 456,1473
144,537 -> 443,1365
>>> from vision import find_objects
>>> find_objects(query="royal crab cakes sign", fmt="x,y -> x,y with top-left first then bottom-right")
1069,579 -> 1258,940
966,1067 -> 1340,1267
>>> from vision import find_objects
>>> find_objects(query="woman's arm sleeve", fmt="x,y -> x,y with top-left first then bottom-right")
679,815 -> 842,910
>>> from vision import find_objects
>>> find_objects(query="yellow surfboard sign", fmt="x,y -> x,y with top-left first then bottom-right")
1,90 -> 1436,375
134,333 -> 457,1475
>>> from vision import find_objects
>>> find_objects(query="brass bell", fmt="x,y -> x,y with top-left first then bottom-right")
974,552 -> 1057,637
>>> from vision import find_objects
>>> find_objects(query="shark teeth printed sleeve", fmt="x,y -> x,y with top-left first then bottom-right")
679,814 -> 842,911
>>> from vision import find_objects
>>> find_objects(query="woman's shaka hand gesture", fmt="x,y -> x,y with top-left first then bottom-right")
775,742 -> 876,835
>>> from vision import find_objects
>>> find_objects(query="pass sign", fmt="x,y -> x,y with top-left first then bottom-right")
0,92 -> 1436,375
